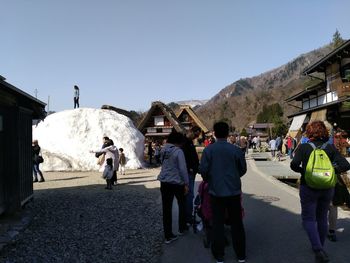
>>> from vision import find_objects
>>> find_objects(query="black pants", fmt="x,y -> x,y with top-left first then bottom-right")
74,97 -> 79,108
160,182 -> 186,239
106,179 -> 112,189
111,171 -> 117,185
211,194 -> 246,260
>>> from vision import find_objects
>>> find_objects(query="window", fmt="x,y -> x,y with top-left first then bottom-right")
154,116 -> 164,126
310,95 -> 317,108
302,99 -> 309,110
147,127 -> 157,133
317,94 -> 327,105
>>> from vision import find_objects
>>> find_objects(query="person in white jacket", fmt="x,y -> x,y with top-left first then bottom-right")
157,131 -> 189,244
92,139 -> 119,185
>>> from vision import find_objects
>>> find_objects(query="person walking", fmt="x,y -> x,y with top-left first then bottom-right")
74,85 -> 80,108
157,131 -> 189,244
328,129 -> 350,242
182,125 -> 201,226
118,148 -> 126,175
148,141 -> 154,165
290,121 -> 350,263
32,140 -> 45,182
269,137 -> 277,157
102,158 -> 113,190
200,121 -> 247,263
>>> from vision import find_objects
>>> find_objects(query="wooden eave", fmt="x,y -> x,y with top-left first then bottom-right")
176,105 -> 209,133
303,40 -> 350,74
287,97 -> 350,118
0,76 -> 46,119
285,82 -> 326,102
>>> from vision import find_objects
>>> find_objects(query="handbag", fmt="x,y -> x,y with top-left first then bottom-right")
37,155 -> 44,164
332,173 -> 350,207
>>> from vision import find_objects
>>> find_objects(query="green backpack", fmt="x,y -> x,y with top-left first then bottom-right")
305,142 -> 337,189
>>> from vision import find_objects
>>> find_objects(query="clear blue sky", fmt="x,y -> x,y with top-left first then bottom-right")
1,0 -> 349,112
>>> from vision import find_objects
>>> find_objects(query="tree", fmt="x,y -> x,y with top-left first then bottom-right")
240,128 -> 248,137
256,103 -> 283,123
272,118 -> 287,138
332,29 -> 344,49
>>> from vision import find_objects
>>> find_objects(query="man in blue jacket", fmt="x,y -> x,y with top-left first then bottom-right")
200,121 -> 247,263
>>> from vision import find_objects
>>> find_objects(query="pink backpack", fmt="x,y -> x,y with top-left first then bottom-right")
197,181 -> 245,223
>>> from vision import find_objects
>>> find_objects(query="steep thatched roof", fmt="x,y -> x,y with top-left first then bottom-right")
137,101 -> 185,133
101,105 -> 131,118
176,105 -> 209,133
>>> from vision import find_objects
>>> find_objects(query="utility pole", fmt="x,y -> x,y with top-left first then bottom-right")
34,89 -> 38,99
47,96 -> 50,113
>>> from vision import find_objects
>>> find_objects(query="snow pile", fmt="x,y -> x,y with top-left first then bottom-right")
33,108 -> 145,171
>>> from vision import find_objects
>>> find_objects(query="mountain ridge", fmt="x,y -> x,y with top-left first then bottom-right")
195,44 -> 334,131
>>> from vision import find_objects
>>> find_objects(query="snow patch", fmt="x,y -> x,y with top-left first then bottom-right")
33,108 -> 145,171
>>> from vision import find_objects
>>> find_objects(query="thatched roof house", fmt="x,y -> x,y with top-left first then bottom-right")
137,101 -> 185,141
176,105 -> 209,133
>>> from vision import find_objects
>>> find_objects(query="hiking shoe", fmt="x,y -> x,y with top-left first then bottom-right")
38,179 -> 45,182
33,179 -> 38,183
164,235 -> 178,244
327,232 -> 337,242
314,250 -> 329,263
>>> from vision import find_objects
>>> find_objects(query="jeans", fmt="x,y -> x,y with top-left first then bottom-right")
33,163 -> 44,181
74,97 -> 79,108
211,194 -> 246,260
160,182 -> 186,238
299,185 -> 334,251
185,172 -> 195,223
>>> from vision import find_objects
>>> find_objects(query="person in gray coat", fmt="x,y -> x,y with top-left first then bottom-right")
157,131 -> 189,244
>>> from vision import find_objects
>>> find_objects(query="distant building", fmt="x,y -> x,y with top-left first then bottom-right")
176,105 -> 209,144
286,40 -> 350,138
137,101 -> 185,142
0,75 -> 46,215
250,123 -> 274,138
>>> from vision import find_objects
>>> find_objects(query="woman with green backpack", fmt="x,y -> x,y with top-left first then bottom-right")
290,121 -> 350,263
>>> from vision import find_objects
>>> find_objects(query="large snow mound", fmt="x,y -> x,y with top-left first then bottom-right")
33,108 -> 145,171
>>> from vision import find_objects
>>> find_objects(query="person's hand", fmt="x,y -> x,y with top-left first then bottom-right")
184,185 -> 189,195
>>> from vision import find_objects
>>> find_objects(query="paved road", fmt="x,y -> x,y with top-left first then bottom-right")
160,155 -> 350,263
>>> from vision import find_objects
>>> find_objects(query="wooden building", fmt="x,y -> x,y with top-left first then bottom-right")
0,75 -> 46,215
251,123 -> 274,139
286,40 -> 350,138
137,101 -> 185,142
175,105 -> 209,134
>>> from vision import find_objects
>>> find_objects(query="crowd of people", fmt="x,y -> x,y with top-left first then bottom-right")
32,116 -> 350,263
155,120 -> 350,263
157,123 -> 247,263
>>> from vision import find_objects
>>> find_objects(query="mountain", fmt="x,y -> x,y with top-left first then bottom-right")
33,108 -> 144,171
176,99 -> 209,109
196,44 -> 334,131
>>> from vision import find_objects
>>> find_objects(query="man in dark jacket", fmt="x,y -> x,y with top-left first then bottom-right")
200,122 -> 247,263
182,126 -> 201,225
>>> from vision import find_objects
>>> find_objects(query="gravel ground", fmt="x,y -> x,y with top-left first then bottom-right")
0,169 -> 163,263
